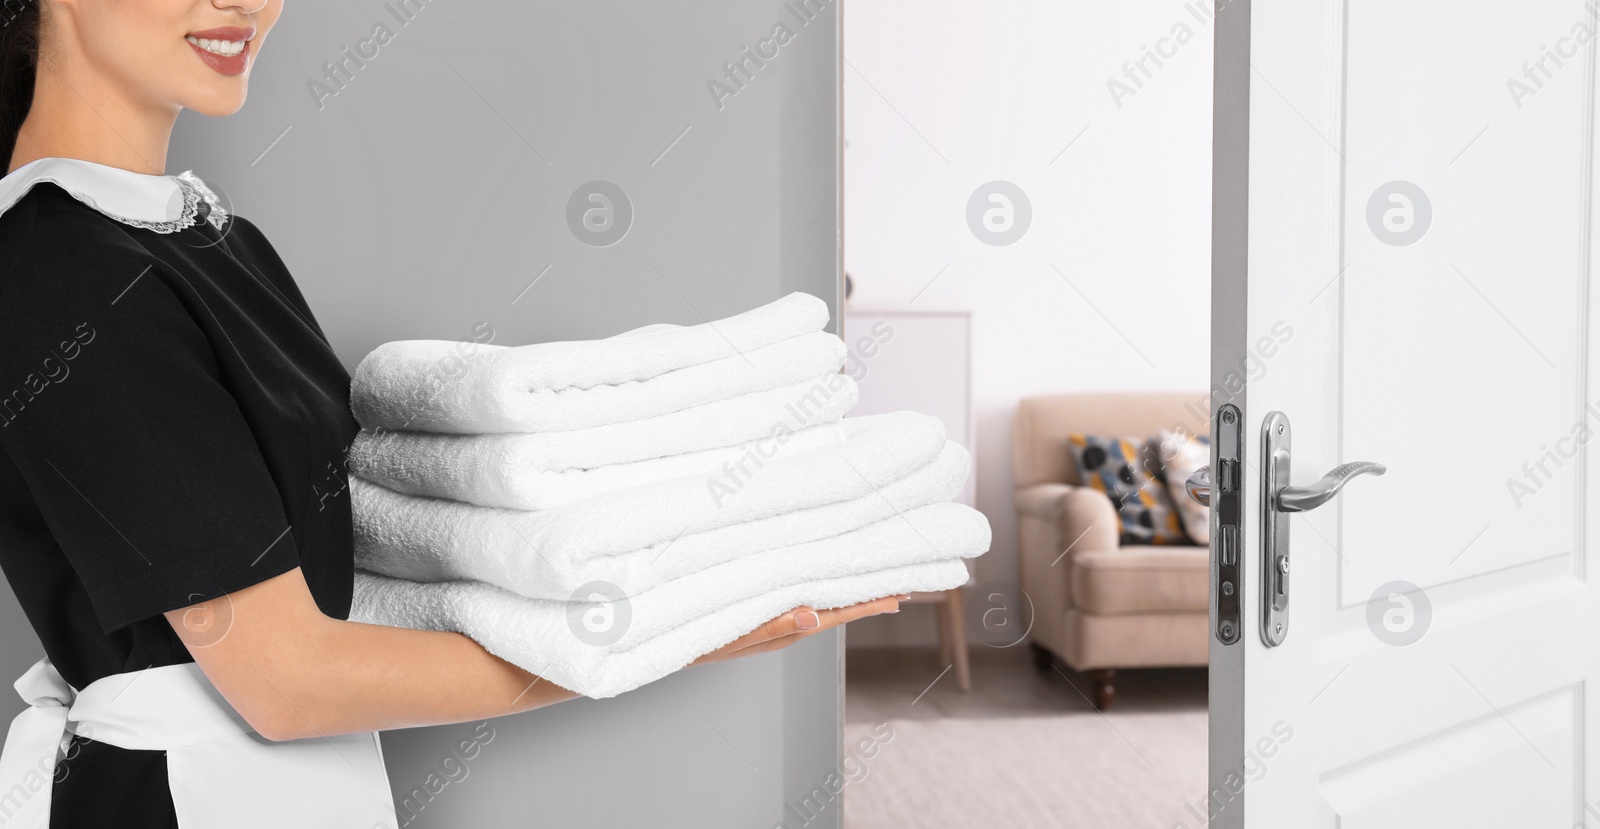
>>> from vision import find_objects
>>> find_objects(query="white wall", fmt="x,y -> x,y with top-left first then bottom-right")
842,0 -> 1214,646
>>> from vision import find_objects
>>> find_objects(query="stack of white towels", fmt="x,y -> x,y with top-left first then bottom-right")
344,293 -> 990,698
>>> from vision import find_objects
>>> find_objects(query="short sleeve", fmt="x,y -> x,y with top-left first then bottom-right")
225,217 -> 331,343
0,240 -> 303,633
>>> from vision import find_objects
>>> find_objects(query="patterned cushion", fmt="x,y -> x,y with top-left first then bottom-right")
1066,434 -> 1187,546
1157,429 -> 1211,546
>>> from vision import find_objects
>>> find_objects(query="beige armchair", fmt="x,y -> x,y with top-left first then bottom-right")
1012,392 -> 1210,710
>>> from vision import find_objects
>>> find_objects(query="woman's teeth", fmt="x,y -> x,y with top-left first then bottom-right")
187,36 -> 245,57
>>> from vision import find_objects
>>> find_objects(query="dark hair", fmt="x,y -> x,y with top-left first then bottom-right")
0,0 -> 41,171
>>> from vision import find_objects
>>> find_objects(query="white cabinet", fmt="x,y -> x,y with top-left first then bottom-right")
841,309 -> 975,506
841,309 -> 976,678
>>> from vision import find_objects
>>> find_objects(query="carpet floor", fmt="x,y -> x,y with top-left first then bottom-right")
843,648 -> 1208,829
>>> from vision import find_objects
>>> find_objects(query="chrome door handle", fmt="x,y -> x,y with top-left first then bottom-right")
1259,411 -> 1386,647
1277,461 -> 1386,513
1185,467 -> 1211,507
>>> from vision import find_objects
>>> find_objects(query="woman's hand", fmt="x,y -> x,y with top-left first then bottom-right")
689,594 -> 908,666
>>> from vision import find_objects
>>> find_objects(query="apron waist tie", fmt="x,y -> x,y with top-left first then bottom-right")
0,657 -> 396,829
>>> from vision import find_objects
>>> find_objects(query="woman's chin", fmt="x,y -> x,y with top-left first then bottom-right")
187,88 -> 249,118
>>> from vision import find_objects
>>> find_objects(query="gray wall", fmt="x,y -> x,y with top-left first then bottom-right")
173,1 -> 838,826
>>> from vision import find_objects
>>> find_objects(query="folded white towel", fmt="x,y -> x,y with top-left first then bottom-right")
356,435 -> 971,598
352,411 -> 954,597
350,502 -> 989,698
354,330 -> 846,434
351,293 -> 839,433
388,372 -> 856,472
347,375 -> 859,510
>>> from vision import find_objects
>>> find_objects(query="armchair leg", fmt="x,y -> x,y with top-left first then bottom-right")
1087,669 -> 1116,711
1029,642 -> 1054,672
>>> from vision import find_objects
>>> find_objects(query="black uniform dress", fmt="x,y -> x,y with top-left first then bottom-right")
0,160 -> 360,828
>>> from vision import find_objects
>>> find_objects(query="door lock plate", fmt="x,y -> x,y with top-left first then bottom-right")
1212,404 -> 1243,646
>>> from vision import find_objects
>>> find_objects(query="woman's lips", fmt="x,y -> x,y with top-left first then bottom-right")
186,27 -> 255,77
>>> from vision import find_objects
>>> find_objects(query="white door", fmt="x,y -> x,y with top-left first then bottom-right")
1209,1 -> 1600,826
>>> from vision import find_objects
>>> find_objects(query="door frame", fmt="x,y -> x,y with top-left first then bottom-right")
1209,0 -> 1252,826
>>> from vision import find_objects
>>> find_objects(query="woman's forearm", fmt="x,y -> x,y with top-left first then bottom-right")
167,567 -> 579,741
263,618 -> 579,740
169,564 -> 895,741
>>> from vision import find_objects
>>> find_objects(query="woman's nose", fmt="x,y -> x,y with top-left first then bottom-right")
211,0 -> 270,14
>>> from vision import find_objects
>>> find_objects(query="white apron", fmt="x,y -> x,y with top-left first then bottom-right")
0,657 -> 397,828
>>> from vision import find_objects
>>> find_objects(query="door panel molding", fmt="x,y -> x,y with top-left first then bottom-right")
1334,0 -> 1599,608
1214,0 -> 1600,824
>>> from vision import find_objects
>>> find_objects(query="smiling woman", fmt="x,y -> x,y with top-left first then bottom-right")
1,0 -> 279,175
0,1 -> 896,828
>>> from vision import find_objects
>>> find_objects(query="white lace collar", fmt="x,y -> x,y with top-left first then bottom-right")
0,156 -> 228,233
